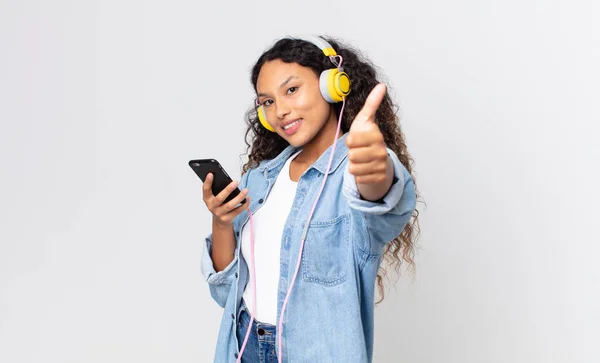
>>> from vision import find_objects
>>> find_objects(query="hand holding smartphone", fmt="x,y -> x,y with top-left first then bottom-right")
189,159 -> 249,226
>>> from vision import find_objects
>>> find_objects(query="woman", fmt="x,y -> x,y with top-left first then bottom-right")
200,35 -> 420,363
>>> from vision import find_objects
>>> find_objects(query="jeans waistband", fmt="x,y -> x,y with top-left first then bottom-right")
238,299 -> 277,340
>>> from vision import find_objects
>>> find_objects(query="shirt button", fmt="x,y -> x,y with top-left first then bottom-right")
235,272 -> 238,278
231,313 -> 235,319
258,198 -> 264,204
236,231 -> 240,237
235,353 -> 238,358
258,328 -> 265,336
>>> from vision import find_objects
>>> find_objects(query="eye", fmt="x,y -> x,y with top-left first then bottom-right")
262,99 -> 273,107
287,86 -> 298,94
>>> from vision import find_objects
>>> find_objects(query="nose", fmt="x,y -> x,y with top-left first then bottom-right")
275,99 -> 291,120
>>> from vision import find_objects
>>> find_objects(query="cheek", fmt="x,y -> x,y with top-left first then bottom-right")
294,92 -> 314,112
296,91 -> 328,119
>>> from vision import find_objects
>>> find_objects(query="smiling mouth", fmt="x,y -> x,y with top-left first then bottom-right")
283,119 -> 302,130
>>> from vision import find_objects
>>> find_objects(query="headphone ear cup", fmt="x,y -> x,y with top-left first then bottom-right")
319,69 -> 351,103
335,71 -> 351,99
257,105 -> 275,132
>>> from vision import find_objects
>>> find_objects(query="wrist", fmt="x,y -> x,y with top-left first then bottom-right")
212,216 -> 233,230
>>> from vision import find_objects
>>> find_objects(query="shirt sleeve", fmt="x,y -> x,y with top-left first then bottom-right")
342,147 -> 417,248
200,233 -> 238,308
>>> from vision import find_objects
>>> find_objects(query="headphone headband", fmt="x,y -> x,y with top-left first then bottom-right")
287,35 -> 338,57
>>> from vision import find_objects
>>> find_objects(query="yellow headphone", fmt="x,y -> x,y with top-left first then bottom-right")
257,35 -> 351,132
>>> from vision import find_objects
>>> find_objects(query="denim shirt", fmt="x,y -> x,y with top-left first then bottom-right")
201,133 -> 416,363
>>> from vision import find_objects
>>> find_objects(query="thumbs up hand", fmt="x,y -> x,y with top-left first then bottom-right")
345,83 -> 394,201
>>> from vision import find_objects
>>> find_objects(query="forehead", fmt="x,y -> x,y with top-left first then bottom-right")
256,60 -> 316,92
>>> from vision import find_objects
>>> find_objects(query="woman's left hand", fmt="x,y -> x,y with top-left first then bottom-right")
345,83 -> 392,186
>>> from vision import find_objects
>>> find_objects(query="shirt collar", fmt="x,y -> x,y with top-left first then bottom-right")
259,133 -> 349,176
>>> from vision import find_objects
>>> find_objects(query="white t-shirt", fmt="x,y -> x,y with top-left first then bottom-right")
240,149 -> 301,324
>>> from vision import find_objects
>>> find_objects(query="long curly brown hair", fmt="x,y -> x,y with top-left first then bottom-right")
240,35 -> 421,304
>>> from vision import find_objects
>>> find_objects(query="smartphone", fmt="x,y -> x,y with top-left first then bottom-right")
188,159 -> 246,205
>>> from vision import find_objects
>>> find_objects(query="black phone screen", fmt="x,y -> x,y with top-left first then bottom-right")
188,159 -> 245,204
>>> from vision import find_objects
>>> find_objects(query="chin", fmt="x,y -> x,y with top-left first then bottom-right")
285,138 -> 305,148
283,131 -> 312,148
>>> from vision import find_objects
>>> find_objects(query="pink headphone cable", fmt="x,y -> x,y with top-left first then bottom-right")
236,208 -> 257,363
237,55 -> 346,363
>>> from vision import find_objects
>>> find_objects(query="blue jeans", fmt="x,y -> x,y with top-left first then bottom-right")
236,299 -> 278,363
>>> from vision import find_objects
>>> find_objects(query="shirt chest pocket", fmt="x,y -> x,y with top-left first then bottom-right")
301,214 -> 350,287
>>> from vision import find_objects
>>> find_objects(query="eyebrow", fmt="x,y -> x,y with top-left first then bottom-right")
257,75 -> 299,97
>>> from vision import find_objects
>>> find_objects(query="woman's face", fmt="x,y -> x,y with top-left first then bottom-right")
256,59 -> 335,147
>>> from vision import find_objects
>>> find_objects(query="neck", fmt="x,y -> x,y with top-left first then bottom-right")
295,110 -> 342,166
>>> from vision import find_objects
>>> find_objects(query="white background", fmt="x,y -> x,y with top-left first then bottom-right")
1,0 -> 598,362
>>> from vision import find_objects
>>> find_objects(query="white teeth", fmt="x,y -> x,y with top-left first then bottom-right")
283,119 -> 301,130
